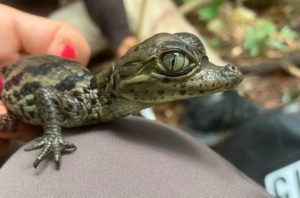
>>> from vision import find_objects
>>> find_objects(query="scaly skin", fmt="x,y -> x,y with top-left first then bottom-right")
1,32 -> 243,168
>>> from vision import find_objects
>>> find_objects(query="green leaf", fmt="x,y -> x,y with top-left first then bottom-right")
244,27 -> 262,57
243,20 -> 286,56
181,0 -> 195,3
197,0 -> 224,21
249,45 -> 261,57
282,90 -> 300,103
198,6 -> 218,20
259,20 -> 277,36
208,38 -> 221,50
265,39 -> 285,50
280,26 -> 298,38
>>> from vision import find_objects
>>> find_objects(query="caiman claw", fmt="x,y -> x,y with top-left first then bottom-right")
24,134 -> 76,168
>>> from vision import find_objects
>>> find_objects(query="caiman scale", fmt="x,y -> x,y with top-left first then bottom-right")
1,32 -> 243,168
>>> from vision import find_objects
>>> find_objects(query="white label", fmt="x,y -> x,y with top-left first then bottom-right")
264,160 -> 300,198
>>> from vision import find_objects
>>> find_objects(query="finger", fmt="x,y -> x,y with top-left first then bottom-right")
0,5 -> 21,67
0,4 -> 91,66
0,102 -> 7,115
45,25 -> 91,66
116,37 -> 139,58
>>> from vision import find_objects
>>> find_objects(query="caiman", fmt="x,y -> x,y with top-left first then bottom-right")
1,32 -> 243,168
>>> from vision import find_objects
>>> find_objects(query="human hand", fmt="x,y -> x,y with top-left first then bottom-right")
116,36 -> 139,58
0,4 -> 91,144
0,4 -> 91,67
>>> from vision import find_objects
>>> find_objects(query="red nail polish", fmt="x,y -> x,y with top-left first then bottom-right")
0,75 -> 4,95
60,44 -> 77,59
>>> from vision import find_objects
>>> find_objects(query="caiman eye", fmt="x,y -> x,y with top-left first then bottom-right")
157,51 -> 196,78
161,52 -> 190,73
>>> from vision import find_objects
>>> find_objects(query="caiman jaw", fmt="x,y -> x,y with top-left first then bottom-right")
115,63 -> 243,104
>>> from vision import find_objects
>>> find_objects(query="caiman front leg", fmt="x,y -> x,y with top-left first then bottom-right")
24,87 -> 76,168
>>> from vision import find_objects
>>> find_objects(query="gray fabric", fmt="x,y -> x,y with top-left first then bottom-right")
0,117 -> 270,198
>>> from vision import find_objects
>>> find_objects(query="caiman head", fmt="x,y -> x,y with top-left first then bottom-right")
108,32 -> 243,104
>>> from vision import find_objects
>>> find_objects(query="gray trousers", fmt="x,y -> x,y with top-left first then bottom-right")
0,117 -> 270,197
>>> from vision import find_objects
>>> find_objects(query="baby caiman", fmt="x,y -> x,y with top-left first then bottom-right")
1,32 -> 243,168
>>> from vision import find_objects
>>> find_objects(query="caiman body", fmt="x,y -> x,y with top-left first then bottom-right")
1,32 -> 243,168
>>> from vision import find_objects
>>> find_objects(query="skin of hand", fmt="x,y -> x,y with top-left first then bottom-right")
0,4 -> 91,141
116,36 -> 139,58
0,4 -> 91,67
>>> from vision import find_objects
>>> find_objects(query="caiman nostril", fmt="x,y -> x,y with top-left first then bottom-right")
224,64 -> 238,72
223,64 -> 244,83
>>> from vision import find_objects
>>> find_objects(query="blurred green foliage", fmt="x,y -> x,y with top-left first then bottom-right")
244,20 -> 298,57
181,0 -> 298,57
197,0 -> 224,21
282,89 -> 300,103
181,0 -> 224,21
208,37 -> 221,50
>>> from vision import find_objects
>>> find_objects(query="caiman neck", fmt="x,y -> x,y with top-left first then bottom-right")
94,62 -> 115,92
93,62 -> 150,121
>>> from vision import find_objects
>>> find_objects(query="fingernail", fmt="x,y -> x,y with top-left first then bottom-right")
60,44 -> 77,59
0,75 -> 4,95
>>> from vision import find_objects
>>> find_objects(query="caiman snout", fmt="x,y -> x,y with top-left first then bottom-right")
223,64 -> 244,83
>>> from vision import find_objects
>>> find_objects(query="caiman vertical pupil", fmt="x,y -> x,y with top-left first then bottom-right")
162,52 -> 189,72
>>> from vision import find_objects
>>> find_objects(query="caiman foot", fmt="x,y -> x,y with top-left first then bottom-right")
24,134 -> 76,168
